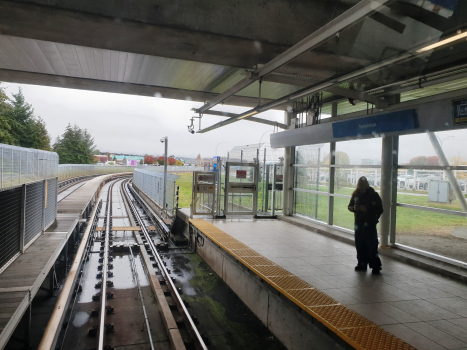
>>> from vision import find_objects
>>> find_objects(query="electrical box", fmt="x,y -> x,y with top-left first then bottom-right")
428,180 -> 455,204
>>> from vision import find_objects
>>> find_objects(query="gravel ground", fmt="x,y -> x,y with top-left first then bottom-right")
397,234 -> 467,263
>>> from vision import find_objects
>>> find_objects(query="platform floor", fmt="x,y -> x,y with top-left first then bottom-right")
0,174 -> 117,348
201,217 -> 467,350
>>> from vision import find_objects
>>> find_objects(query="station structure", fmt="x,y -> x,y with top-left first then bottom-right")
1,1 -> 467,349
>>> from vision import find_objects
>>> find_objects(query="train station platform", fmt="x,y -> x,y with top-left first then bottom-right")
0,174 -> 125,349
179,209 -> 467,350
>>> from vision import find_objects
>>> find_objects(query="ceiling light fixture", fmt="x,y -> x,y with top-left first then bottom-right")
417,30 -> 467,53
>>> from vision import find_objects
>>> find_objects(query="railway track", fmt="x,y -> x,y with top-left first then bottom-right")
47,177 -> 206,350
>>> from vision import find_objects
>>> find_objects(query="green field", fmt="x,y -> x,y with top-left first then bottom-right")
177,173 -> 466,236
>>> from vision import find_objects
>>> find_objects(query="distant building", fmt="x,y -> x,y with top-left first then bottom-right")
94,155 -> 109,163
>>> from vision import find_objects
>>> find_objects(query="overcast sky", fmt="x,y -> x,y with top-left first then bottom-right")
3,82 -> 284,159
3,82 -> 466,164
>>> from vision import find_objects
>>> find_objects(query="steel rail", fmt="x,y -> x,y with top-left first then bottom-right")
97,181 -> 114,350
128,245 -> 155,350
123,182 -> 208,350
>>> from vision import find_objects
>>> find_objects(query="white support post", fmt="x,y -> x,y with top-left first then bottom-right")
282,110 -> 296,216
328,142 -> 336,225
427,132 -> 467,215
379,136 -> 395,247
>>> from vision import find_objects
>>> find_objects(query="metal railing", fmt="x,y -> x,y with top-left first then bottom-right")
0,143 -> 58,189
58,164 -> 137,181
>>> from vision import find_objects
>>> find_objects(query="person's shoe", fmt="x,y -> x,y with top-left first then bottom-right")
372,268 -> 381,275
354,265 -> 367,272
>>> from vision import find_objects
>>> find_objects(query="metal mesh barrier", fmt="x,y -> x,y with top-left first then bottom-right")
24,181 -> 44,246
45,178 -> 58,228
133,168 -> 180,214
57,164 -> 138,181
0,143 -> 59,189
0,187 -> 22,272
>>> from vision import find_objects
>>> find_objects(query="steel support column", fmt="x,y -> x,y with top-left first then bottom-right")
282,111 -> 296,216
379,136 -> 395,247
390,137 -> 399,245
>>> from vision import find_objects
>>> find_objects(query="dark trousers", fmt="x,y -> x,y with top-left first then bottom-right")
354,222 -> 382,269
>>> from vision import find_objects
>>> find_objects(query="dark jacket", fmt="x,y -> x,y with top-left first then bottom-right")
348,187 -> 383,224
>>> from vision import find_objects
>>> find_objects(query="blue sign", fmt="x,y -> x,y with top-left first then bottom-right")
452,97 -> 467,126
332,109 -> 417,138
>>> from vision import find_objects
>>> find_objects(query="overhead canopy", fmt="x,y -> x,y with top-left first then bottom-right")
0,0 -> 466,129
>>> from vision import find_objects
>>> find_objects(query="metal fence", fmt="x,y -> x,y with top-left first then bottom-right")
133,168 -> 180,215
0,143 -> 58,189
58,164 -> 137,181
0,177 -> 58,273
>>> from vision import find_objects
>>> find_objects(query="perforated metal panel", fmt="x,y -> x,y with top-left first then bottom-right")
0,187 -> 21,271
45,178 -> 58,228
24,181 -> 43,245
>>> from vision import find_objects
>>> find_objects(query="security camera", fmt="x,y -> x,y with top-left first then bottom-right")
160,138 -> 165,143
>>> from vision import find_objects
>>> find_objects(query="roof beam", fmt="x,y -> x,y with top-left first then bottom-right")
199,110 -> 287,129
195,0 -> 390,114
261,75 -> 386,108
198,44 -> 427,133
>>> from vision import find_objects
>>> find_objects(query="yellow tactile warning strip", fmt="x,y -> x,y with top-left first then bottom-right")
190,219 -> 416,350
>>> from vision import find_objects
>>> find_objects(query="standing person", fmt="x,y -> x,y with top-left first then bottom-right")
348,176 -> 384,274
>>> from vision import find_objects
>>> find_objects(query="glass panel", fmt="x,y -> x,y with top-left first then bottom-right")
335,138 -> 382,165
296,143 -> 330,166
333,196 -> 354,231
334,168 -> 381,195
397,168 -> 465,212
399,130 -> 467,166
226,193 -> 254,213
294,192 -> 328,223
396,206 -> 467,263
228,164 -> 255,183
295,167 -> 329,193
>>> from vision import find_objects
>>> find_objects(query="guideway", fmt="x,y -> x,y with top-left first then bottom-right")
38,178 -> 206,350
0,174 -> 128,349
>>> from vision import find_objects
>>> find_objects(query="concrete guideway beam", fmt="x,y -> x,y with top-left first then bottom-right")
195,0 -> 391,115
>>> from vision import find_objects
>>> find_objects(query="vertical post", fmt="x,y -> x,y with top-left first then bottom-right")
224,163 -> 230,215
282,110 -> 296,216
1,147 -> 3,189
216,159 -> 222,217
265,165 -> 270,213
380,136 -> 394,247
315,147 -> 320,219
163,136 -> 168,210
328,142 -> 336,225
42,180 -> 46,232
20,184 -> 26,253
389,137 -> 399,244
262,148 -> 267,212
240,150 -> 243,163
272,165 -> 277,216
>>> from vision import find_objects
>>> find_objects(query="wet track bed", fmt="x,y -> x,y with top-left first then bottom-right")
8,178 -> 285,350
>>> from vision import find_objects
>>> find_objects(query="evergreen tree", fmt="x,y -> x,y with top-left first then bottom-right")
0,84 -> 15,144
0,86 -> 51,150
53,124 -> 96,164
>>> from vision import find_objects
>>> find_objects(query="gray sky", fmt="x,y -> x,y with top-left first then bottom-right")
3,82 -> 467,164
3,82 -> 284,159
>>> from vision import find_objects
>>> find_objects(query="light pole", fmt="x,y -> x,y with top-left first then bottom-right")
259,130 -> 274,147
436,135 -> 454,148
160,136 -> 168,210
215,142 -> 227,157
